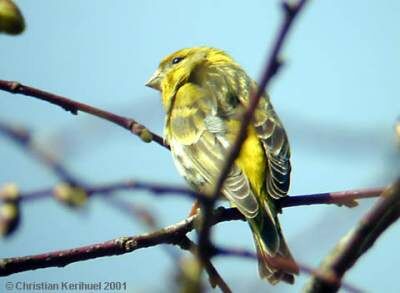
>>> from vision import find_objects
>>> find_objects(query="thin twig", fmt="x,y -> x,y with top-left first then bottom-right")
0,121 -> 80,185
6,180 -> 383,209
0,80 -> 168,149
0,207 -> 243,277
304,179 -> 400,293
279,187 -> 382,208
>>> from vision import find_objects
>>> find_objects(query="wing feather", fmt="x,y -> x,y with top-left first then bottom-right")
168,83 -> 259,218
233,79 -> 291,199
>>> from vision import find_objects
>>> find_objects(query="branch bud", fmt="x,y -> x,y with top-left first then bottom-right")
0,183 -> 19,202
0,202 -> 20,237
0,0 -> 25,35
176,257 -> 203,293
53,183 -> 88,207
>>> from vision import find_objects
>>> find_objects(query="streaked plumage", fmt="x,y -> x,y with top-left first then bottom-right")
146,47 -> 298,284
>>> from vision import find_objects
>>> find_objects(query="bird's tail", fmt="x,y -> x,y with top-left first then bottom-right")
248,199 -> 299,284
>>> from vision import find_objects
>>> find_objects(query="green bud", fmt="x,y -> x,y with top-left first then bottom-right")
0,183 -> 19,201
177,257 -> 203,293
139,129 -> 153,143
0,202 -> 17,220
0,202 -> 19,237
335,200 -> 359,208
0,0 -> 25,35
53,183 -> 88,207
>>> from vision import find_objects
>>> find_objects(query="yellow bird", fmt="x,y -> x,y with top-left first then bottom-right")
146,47 -> 298,284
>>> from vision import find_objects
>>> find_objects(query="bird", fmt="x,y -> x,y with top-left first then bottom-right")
146,47 -> 298,284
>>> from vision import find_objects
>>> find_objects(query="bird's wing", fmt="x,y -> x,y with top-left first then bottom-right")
237,81 -> 291,199
167,83 -> 259,218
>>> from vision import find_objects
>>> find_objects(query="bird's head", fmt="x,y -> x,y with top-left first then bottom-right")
146,47 -> 235,109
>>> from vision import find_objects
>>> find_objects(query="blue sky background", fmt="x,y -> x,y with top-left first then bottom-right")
1,1 -> 399,292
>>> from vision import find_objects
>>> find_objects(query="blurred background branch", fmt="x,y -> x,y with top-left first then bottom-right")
304,179 -> 400,293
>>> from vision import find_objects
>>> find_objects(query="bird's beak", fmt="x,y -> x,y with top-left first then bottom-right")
145,69 -> 162,91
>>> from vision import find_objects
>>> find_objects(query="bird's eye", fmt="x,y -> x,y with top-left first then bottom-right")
172,57 -> 184,64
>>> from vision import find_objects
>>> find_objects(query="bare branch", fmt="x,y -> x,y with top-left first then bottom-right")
279,187 -> 383,208
304,179 -> 400,293
0,207 -> 243,277
0,80 -> 168,149
0,121 -> 81,185
0,181 -> 383,280
9,180 -> 383,209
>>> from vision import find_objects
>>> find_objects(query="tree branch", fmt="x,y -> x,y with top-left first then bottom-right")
0,207 -> 243,277
0,198 -> 367,293
0,180 -> 385,278
279,187 -> 382,208
0,121 -> 81,185
0,80 -> 168,149
304,179 -> 400,293
7,180 -> 382,209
